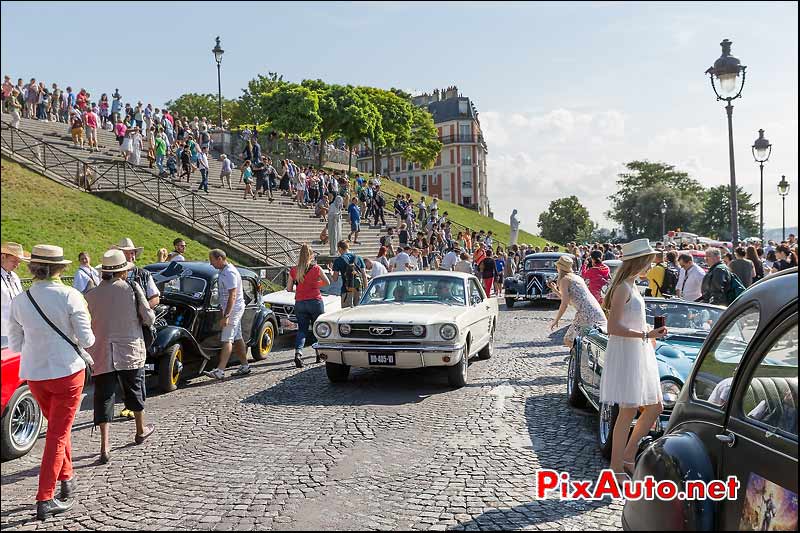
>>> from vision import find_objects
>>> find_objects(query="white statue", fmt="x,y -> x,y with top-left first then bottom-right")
510,209 -> 521,246
328,195 -> 344,255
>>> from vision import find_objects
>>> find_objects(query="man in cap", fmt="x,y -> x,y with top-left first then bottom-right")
1,242 -> 29,337
113,238 -> 159,308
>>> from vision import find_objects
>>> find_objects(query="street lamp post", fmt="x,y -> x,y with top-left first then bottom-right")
660,200 -> 667,241
706,39 -> 747,245
752,129 -> 772,244
778,176 -> 790,241
212,36 -> 225,130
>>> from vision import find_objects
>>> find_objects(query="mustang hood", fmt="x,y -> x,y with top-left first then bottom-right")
323,303 -> 464,325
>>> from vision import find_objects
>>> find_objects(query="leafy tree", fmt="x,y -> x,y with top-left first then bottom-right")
538,196 -> 597,244
163,93 -> 239,125
607,161 -> 705,239
338,86 -> 382,173
402,105 -> 443,170
696,185 -> 759,241
238,72 -> 286,127
259,84 -> 321,146
361,87 -> 413,177
301,79 -> 349,167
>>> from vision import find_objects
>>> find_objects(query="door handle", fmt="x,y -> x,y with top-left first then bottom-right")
715,432 -> 736,447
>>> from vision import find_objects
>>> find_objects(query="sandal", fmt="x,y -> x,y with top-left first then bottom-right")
623,460 -> 636,477
135,424 -> 156,445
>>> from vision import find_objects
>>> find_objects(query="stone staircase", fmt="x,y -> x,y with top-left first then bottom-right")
0,114 -> 395,260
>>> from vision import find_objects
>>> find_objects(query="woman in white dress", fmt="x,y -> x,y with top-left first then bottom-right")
128,127 -> 143,166
599,239 -> 668,483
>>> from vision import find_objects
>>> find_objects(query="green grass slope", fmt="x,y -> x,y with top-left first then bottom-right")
352,175 -> 554,248
1,157 -> 211,278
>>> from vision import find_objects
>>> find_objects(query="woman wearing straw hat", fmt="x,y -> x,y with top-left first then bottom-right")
84,249 -> 156,464
7,245 -> 95,520
599,239 -> 668,483
1,242 -> 30,337
548,255 -> 607,348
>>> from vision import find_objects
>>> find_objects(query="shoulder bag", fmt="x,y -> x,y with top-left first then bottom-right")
26,290 -> 94,367
126,280 -> 156,354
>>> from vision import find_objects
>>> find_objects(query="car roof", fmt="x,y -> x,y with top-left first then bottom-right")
524,253 -> 569,259
144,261 -> 258,280
375,271 -> 475,280
731,267 -> 798,319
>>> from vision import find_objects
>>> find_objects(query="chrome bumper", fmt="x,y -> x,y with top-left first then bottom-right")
312,342 -> 465,368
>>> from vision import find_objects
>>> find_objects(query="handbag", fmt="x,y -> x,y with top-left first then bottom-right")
25,290 -> 94,367
126,280 -> 156,354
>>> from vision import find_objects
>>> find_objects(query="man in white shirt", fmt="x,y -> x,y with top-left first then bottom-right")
205,249 -> 250,380
72,251 -> 100,293
391,247 -> 414,272
167,238 -> 186,262
677,253 -> 706,302
364,258 -> 388,279
441,246 -> 460,271
1,242 -> 27,338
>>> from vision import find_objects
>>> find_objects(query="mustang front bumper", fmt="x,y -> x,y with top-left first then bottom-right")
312,342 -> 465,368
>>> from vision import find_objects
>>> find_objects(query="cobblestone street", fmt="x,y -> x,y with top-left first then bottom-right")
1,303 -> 623,531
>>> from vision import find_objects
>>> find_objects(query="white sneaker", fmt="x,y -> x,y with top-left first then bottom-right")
203,368 -> 225,380
232,364 -> 251,377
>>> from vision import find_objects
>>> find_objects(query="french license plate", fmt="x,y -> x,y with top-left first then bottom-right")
281,318 -> 298,331
368,353 -> 395,365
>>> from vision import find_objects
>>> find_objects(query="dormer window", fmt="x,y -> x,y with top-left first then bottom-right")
458,99 -> 468,115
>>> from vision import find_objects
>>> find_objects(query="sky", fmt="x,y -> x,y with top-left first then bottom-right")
1,1 -> 797,235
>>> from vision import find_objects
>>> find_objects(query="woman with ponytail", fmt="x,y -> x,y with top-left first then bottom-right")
599,239 -> 668,484
287,244 -> 330,368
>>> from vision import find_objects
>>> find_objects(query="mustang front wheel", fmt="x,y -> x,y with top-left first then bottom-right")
505,297 -> 515,308
447,346 -> 469,388
326,362 -> 350,383
1,385 -> 42,460
251,320 -> 276,361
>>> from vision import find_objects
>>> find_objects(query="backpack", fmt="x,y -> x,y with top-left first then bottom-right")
343,255 -> 364,293
358,188 -> 367,202
658,262 -> 680,296
375,193 -> 385,208
725,269 -> 747,304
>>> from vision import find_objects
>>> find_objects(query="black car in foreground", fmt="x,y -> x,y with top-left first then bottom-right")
623,268 -> 798,531
143,262 -> 278,392
503,253 -> 577,308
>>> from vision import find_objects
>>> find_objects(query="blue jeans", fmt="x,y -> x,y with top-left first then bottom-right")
295,298 -> 325,351
198,168 -> 208,192
156,154 -> 165,174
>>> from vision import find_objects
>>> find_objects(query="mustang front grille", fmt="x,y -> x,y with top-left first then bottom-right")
342,324 -> 420,340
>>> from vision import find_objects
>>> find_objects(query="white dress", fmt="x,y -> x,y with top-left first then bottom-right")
599,282 -> 663,408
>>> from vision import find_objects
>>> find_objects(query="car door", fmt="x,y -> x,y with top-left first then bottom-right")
584,334 -> 607,405
467,278 -> 490,353
717,311 -> 798,530
239,275 -> 259,342
199,279 -> 223,354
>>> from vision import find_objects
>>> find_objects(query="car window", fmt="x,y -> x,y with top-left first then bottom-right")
740,319 -> 798,438
693,306 -> 760,407
469,279 -> 484,305
242,278 -> 256,305
361,276 -> 466,306
645,301 -> 724,333
209,281 -> 219,308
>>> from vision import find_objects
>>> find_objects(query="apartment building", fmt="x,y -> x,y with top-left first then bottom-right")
356,86 -> 491,216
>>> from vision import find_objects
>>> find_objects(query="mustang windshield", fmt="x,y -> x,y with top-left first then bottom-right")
645,301 -> 724,334
361,276 -> 466,306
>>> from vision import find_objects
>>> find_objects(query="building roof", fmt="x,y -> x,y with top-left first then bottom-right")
425,97 -> 477,124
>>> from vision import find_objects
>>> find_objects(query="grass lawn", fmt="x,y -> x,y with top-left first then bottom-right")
1,157 -> 212,278
350,175 -> 556,248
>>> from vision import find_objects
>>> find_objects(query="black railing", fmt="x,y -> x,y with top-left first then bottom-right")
439,134 -> 485,145
0,122 -> 303,266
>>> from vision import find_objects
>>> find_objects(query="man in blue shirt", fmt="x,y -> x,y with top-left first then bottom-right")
347,196 -> 362,245
332,241 -> 367,308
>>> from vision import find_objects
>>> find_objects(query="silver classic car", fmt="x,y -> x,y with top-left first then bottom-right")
313,272 -> 499,388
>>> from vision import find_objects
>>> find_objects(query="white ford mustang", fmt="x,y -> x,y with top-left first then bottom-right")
312,271 -> 499,388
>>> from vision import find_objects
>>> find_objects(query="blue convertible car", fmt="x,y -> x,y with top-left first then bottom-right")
566,297 -> 726,458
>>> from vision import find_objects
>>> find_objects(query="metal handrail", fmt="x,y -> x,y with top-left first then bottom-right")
0,121 -> 303,266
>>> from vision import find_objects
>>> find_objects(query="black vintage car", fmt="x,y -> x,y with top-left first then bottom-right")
503,253 -> 577,308
567,298 -> 726,458
623,268 -> 798,531
143,262 -> 278,392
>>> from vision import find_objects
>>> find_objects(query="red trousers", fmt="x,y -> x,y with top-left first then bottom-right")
483,277 -> 493,296
27,370 -> 84,501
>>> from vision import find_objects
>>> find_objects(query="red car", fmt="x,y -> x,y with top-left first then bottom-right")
1,336 -> 43,460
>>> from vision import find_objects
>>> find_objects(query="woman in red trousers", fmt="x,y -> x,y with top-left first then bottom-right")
7,245 -> 95,521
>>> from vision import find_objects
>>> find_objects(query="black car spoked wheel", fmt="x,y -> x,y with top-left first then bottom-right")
447,346 -> 469,388
1,385 -> 43,460
567,350 -> 588,408
251,320 -> 276,361
325,362 -> 351,383
158,344 -> 184,393
598,402 -> 619,459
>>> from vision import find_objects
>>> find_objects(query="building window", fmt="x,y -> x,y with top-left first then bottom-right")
422,175 -> 428,192
435,153 -> 441,167
463,196 -> 472,206
458,100 -> 468,115
462,167 -> 472,189
450,149 -> 454,165
459,124 -> 471,141
461,147 -> 472,166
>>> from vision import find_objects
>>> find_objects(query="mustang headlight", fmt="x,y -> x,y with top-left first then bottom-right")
315,322 -> 332,338
412,325 -> 426,337
339,323 -> 352,336
661,378 -> 682,410
439,324 -> 458,341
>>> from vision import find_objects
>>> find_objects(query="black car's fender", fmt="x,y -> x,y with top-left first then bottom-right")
150,326 -> 208,362
248,307 -> 277,347
622,432 -> 716,531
